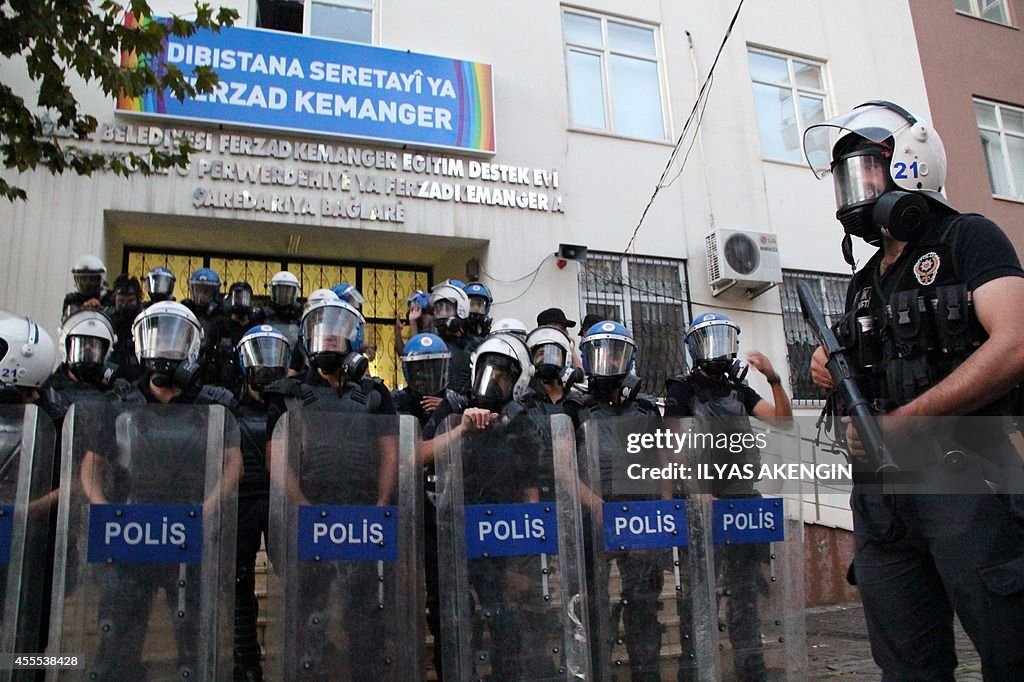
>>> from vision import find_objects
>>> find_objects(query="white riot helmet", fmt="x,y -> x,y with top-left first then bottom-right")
526,324 -> 573,382
429,282 -> 470,334
803,100 -> 949,249
270,271 -> 301,307
131,301 -> 203,388
303,288 -> 339,314
470,334 -> 533,410
58,310 -> 115,383
489,318 -> 528,341
71,255 -> 107,297
0,312 -> 56,389
301,299 -> 365,376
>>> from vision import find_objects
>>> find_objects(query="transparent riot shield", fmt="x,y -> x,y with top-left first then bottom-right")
265,410 -> 422,681
679,415 -> 807,682
48,402 -> 238,681
435,411 -> 590,681
0,405 -> 56,675
577,414 -> 716,681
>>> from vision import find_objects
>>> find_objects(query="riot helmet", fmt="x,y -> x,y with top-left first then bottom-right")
0,312 -> 56,390
803,100 -> 949,251
526,325 -> 573,382
132,301 -> 203,389
144,266 -> 176,302
270,271 -> 301,307
112,274 -> 142,316
58,310 -> 115,384
226,281 -> 254,316
429,282 -> 470,336
470,334 -> 532,410
685,312 -> 740,376
301,299 -> 364,376
188,268 -> 222,306
581,320 -> 636,395
463,282 -> 493,335
332,282 -> 365,310
237,324 -> 290,390
488,318 -> 528,341
304,288 -> 340,315
400,333 -> 450,396
407,290 -> 431,312
71,255 -> 106,297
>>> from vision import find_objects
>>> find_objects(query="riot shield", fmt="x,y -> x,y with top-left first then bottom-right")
265,410 -> 422,681
48,402 -> 238,681
435,411 -> 590,681
577,415 -> 717,681
0,405 -> 56,676
675,415 -> 807,682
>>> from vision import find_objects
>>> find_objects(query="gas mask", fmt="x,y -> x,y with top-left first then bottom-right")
145,357 -> 201,390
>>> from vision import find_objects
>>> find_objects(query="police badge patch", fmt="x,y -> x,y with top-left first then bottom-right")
913,251 -> 941,285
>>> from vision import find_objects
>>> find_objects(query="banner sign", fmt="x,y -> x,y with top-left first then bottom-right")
118,17 -> 496,154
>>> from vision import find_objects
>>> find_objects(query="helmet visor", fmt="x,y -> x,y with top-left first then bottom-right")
228,288 -> 253,308
832,153 -> 889,211
133,314 -> 200,360
473,353 -> 521,402
803,103 -> 913,177
239,335 -> 289,370
434,299 -> 457,320
67,336 -> 109,365
469,296 -> 489,315
404,357 -> 449,395
190,282 -> 220,305
303,306 -> 360,355
687,324 -> 738,364
145,272 -> 175,297
271,282 -> 298,306
532,343 -> 566,368
584,338 -> 634,377
74,273 -> 102,296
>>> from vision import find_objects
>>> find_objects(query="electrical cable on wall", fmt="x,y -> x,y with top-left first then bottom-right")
621,0 -> 747,257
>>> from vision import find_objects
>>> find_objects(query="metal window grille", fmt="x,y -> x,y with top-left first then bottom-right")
579,253 -> 690,397
779,269 -> 850,404
124,246 -> 429,388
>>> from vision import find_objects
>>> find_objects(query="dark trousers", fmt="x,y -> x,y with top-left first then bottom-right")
235,493 -> 268,681
853,493 -> 1024,680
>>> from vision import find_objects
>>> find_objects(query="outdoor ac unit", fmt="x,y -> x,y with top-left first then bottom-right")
705,228 -> 782,298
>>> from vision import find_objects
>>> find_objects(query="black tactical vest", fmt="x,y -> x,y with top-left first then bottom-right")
236,401 -> 270,498
839,214 -> 996,410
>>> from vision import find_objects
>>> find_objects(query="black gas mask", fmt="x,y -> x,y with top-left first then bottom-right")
310,351 -> 368,382
144,357 -> 201,390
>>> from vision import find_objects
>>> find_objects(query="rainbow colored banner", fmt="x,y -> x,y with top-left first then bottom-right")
117,21 -> 495,154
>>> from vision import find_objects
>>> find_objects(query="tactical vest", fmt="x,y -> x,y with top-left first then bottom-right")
236,402 -> 270,498
838,214 -> 996,410
269,378 -> 386,505
114,407 -> 208,504
515,389 -> 564,500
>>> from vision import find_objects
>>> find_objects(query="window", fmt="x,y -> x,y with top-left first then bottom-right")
955,0 -> 1011,25
779,270 -> 850,403
579,253 -> 689,397
562,10 -> 666,140
748,48 -> 828,165
256,0 -> 374,43
975,99 -> 1024,201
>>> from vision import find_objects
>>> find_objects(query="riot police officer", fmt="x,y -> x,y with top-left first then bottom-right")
392,290 -> 433,360
664,312 -> 792,680
564,320 -> 663,680
803,101 -> 1024,678
143,265 -> 176,304
286,288 -> 339,379
429,281 -> 476,393
259,271 -> 302,349
263,298 -> 397,681
46,310 -> 118,419
104,274 -> 144,381
62,255 -> 114,321
182,267 -> 228,386
233,325 -> 291,682
83,301 -> 241,680
463,281 -> 493,339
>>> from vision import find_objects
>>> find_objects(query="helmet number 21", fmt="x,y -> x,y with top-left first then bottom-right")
893,162 -> 920,180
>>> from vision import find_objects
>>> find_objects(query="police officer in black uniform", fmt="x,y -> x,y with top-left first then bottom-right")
263,298 -> 397,681
804,101 -> 1024,679
664,312 -> 792,681
232,325 -> 290,682
83,301 -> 241,680
563,320 -> 663,681
258,271 -> 303,350
428,281 -> 477,394
62,255 -> 114,321
104,274 -> 144,381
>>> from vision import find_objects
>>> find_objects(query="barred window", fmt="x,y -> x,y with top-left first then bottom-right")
580,253 -> 689,397
780,270 -> 850,403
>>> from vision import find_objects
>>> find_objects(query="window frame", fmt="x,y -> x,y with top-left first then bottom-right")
975,98 -> 1024,203
955,0 -> 1013,26
561,7 -> 670,142
747,46 -> 829,166
253,0 -> 377,43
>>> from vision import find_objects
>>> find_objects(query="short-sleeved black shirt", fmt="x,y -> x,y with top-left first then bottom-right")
663,371 -> 763,418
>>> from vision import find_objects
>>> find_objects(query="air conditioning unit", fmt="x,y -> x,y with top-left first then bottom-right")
705,228 -> 782,298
